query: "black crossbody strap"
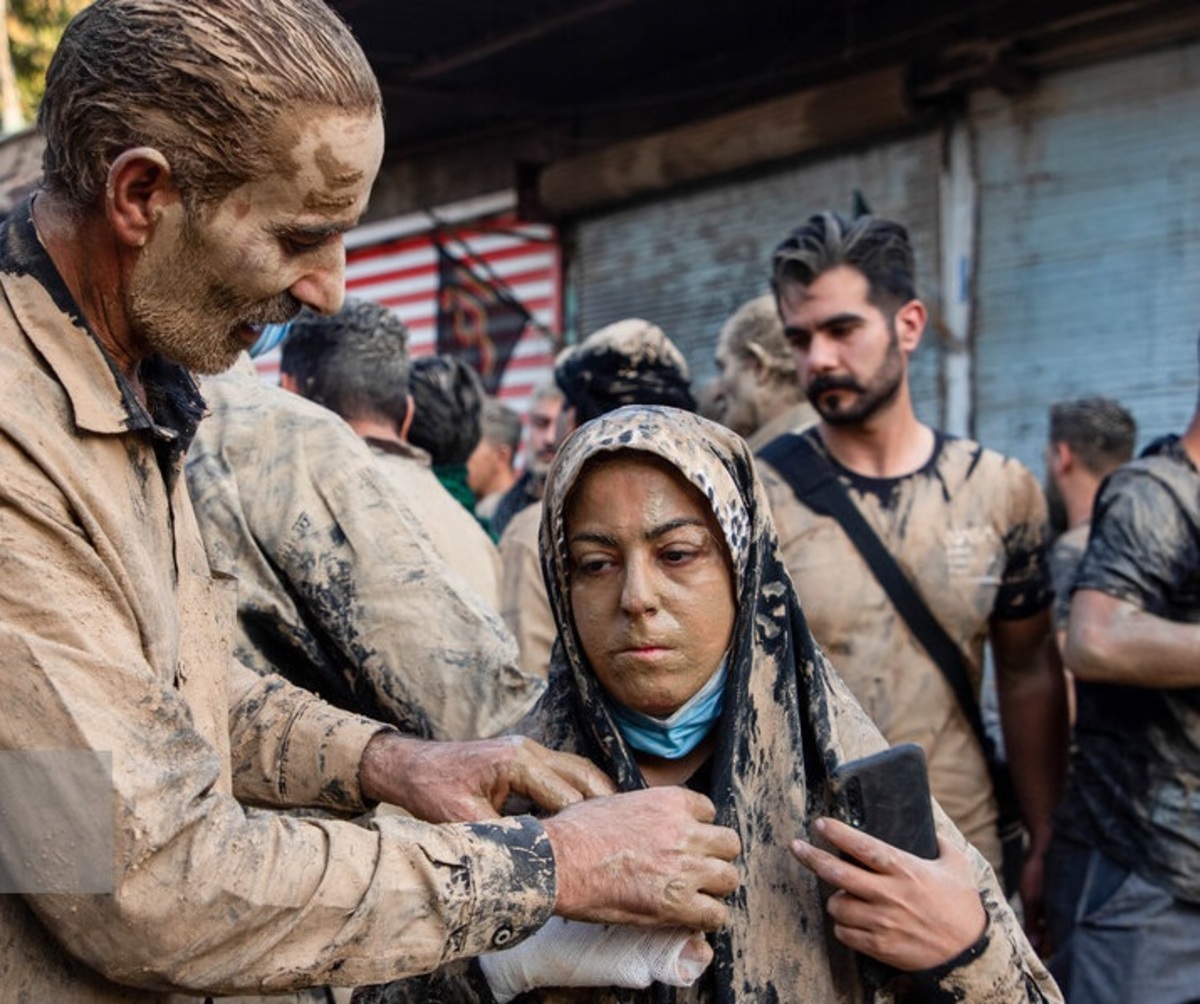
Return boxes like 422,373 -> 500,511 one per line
757,432 -> 994,757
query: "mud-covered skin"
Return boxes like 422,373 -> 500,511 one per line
360,406 -> 1059,1003
1047,524 -> 1089,636
1054,439 -> 1200,901
760,428 -> 1053,872
187,367 -> 541,740
743,399 -> 818,453
0,198 -> 555,1001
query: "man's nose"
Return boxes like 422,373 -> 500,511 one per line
289,239 -> 347,316
804,330 -> 838,373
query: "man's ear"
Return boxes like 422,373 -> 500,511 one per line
106,147 -> 178,249
744,344 -> 772,386
279,371 -> 301,395
894,298 -> 927,353
398,393 -> 415,442
1051,441 -> 1074,476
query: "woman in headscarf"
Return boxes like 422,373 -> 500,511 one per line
357,404 -> 1060,1003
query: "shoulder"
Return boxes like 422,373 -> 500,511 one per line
1090,451 -> 1200,549
500,502 -> 542,554
935,436 -> 1036,488
194,369 -> 368,464
934,437 -> 1045,520
1103,449 -> 1198,504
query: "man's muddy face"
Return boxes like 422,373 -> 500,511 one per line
779,266 -> 910,428
128,111 -> 384,374
527,395 -> 564,476
711,332 -> 760,439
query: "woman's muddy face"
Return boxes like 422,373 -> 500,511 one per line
565,454 -> 736,717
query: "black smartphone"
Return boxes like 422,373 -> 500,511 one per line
828,743 -> 938,861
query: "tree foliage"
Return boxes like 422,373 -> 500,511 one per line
7,0 -> 92,122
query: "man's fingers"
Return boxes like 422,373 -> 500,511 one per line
677,893 -> 731,933
540,748 -> 619,801
500,740 -> 617,812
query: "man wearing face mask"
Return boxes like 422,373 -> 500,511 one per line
0,3 -> 743,999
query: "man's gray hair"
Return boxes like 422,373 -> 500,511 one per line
280,300 -> 410,427
39,0 -> 380,213
720,294 -> 795,381
771,211 -> 916,313
1049,396 -> 1136,477
480,398 -> 522,453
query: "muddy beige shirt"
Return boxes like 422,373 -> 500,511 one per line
498,502 -> 555,680
367,441 -> 503,612
760,430 -> 1053,873
187,370 -> 534,739
744,398 -> 817,453
0,202 -> 554,1002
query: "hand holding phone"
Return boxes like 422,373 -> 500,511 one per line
828,743 -> 938,862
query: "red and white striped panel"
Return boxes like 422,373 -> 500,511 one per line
254,214 -> 561,424
347,216 -> 561,419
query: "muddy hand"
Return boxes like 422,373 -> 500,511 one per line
543,786 -> 741,931
359,732 -> 617,822
791,817 -> 986,971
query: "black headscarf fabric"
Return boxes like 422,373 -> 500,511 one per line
554,320 -> 696,424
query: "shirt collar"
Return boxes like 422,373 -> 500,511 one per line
0,195 -> 205,459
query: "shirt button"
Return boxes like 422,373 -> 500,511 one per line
492,925 -> 515,947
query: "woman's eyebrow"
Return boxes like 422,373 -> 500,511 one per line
567,517 -> 707,548
644,517 -> 707,541
568,530 -> 620,547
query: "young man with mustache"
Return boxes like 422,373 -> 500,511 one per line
758,212 -> 1068,948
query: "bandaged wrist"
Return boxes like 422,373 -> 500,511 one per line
478,917 -> 709,1003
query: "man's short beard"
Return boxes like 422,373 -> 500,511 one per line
808,335 -> 904,427
127,211 -> 300,375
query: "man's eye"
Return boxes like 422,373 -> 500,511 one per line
283,234 -> 330,254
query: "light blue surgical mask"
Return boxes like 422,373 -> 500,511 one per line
608,660 -> 728,760
248,321 -> 292,358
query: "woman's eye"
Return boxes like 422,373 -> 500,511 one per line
660,547 -> 697,566
572,555 -> 614,576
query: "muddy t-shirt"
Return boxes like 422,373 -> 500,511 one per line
761,429 -> 1052,872
1054,437 -> 1200,902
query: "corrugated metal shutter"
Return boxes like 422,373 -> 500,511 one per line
568,130 -> 948,426
257,216 -> 562,422
972,41 -> 1200,472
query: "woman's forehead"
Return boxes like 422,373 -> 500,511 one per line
566,451 -> 714,525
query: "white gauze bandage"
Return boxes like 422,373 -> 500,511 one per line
479,917 -> 711,1003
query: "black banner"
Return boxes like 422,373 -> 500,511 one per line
436,245 -> 532,394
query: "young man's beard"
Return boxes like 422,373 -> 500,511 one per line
807,334 -> 904,427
